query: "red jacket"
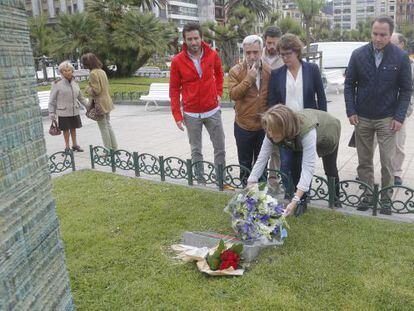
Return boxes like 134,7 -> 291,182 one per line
169,41 -> 224,122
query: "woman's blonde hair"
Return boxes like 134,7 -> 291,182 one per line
261,104 -> 302,139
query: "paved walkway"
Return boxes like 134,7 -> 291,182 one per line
44,92 -> 414,187
43,92 -> 414,222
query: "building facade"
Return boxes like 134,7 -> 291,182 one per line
396,0 -> 414,26
25,0 -> 85,18
333,0 -> 396,30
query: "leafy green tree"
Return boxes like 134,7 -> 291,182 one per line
52,13 -> 102,60
355,21 -> 371,41
330,24 -> 342,41
295,0 -> 324,51
310,17 -> 330,41
264,11 -> 281,29
28,15 -> 53,57
111,11 -> 177,76
203,6 -> 256,70
86,0 -> 177,76
278,16 -> 304,36
226,0 -> 271,19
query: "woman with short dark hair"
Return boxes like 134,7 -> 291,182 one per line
81,53 -> 118,150
267,34 -> 327,200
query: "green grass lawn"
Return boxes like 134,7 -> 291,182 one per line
53,171 -> 414,310
37,76 -> 230,99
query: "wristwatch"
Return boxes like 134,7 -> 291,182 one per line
291,195 -> 301,204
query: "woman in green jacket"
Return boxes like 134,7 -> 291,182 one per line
81,53 -> 118,151
248,104 -> 341,216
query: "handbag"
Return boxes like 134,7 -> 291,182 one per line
86,99 -> 104,121
49,120 -> 61,136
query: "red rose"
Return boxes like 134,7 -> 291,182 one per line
219,261 -> 231,270
220,250 -> 240,262
219,250 -> 240,270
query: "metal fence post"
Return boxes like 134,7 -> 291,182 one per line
372,184 -> 379,216
110,149 -> 116,173
70,150 -> 76,171
328,176 -> 335,208
217,164 -> 224,191
159,156 -> 165,181
186,159 -> 193,186
133,152 -> 140,177
89,145 -> 95,169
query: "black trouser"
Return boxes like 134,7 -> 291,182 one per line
234,122 -> 266,186
283,146 -> 340,199
321,147 -> 340,197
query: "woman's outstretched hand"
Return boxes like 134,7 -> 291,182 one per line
283,201 -> 296,217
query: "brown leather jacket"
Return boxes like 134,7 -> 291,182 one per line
229,61 -> 271,131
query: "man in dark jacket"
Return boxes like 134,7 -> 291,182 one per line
344,16 -> 412,213
169,22 -> 225,184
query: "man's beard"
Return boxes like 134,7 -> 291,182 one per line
267,49 -> 277,56
189,45 -> 200,55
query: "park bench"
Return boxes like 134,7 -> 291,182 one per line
324,69 -> 345,94
139,83 -> 170,111
38,90 -> 50,114
134,66 -> 170,78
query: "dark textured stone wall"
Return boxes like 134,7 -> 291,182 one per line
0,0 -> 74,309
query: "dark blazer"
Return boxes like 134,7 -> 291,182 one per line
267,61 -> 327,111
344,42 -> 412,123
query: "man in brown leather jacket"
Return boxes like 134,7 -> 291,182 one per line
229,35 -> 271,185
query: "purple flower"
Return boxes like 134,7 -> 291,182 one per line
274,203 -> 284,214
245,197 -> 257,211
260,214 -> 270,222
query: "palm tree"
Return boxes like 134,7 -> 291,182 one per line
52,13 -> 102,60
28,15 -> 53,57
295,0 -> 324,52
226,0 -> 271,20
203,6 -> 256,70
111,11 -> 177,76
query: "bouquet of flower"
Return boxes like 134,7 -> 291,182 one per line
207,239 -> 243,271
171,240 -> 244,276
224,183 -> 288,242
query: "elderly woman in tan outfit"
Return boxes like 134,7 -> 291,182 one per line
81,53 -> 118,150
48,61 -> 89,152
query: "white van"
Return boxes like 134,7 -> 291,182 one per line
309,41 -> 367,70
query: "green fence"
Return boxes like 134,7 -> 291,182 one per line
112,91 -> 231,102
112,91 -> 145,101
48,146 -> 414,215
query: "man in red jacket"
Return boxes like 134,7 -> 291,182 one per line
169,22 -> 226,184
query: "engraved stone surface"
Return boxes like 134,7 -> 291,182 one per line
0,1 -> 74,309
